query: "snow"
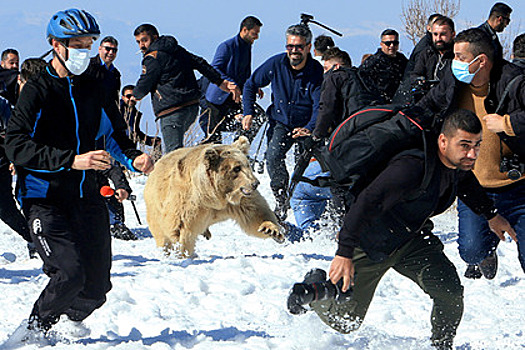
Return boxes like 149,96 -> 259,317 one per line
0,166 -> 524,350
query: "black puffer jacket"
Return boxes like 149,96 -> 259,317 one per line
358,49 -> 408,103
133,35 -> 222,118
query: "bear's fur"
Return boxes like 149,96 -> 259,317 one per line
144,136 -> 283,256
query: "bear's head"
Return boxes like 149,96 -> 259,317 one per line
204,136 -> 259,205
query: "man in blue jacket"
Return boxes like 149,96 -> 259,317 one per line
242,24 -> 323,219
202,16 -> 263,144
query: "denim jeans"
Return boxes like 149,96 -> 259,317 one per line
458,180 -> 525,272
290,161 -> 331,230
159,104 -> 199,153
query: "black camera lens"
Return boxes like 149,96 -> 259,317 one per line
507,169 -> 522,181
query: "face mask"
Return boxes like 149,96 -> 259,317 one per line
451,55 -> 481,84
60,47 -> 91,75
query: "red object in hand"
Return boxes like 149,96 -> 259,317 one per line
100,185 -> 115,198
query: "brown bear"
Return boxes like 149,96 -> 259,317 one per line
144,136 -> 284,256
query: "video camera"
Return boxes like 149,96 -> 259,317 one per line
287,268 -> 353,315
299,13 -> 343,37
500,154 -> 525,180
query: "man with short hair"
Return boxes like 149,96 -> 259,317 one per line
395,16 -> 457,105
92,36 -> 121,103
3,9 -> 153,344
202,16 -> 263,144
359,29 -> 408,103
313,35 -> 335,62
242,24 -> 323,219
320,109 -> 515,350
0,48 -> 20,105
478,2 -> 512,62
511,33 -> 525,69
120,84 -> 161,150
411,16 -> 455,83
418,28 -> 525,278
132,23 -> 238,152
404,13 -> 443,76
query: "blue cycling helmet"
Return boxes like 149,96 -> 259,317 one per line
46,9 -> 100,43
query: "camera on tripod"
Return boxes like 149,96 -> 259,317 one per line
410,77 -> 439,103
287,268 -> 353,315
500,154 -> 525,180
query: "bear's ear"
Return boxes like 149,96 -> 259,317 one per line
232,136 -> 250,155
204,148 -> 222,172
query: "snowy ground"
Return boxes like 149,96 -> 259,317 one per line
0,163 -> 524,349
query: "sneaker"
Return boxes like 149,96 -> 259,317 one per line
27,242 -> 38,259
478,250 -> 498,280
464,264 -> 482,279
1,319 -> 54,349
110,223 -> 137,241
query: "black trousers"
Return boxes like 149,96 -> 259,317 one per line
0,163 -> 31,242
23,197 -> 112,324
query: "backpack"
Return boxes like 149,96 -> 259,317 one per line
315,105 -> 438,192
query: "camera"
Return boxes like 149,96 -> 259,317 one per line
410,77 -> 439,103
287,268 -> 353,315
500,154 -> 525,180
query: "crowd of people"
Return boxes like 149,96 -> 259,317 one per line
0,2 -> 523,349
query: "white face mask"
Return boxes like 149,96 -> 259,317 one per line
60,47 -> 91,75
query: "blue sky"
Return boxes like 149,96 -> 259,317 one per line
1,0 -> 523,129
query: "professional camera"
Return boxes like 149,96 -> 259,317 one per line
287,268 -> 353,315
410,77 -> 439,103
500,154 -> 525,180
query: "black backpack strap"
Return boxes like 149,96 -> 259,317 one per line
495,75 -> 523,114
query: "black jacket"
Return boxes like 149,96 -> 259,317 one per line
337,150 -> 496,261
86,55 -> 121,105
513,58 -> 525,70
314,66 -> 383,138
5,64 -> 141,204
393,47 -> 454,106
478,21 -> 503,63
133,35 -> 222,118
417,60 -> 525,156
404,31 -> 433,78
359,49 -> 408,103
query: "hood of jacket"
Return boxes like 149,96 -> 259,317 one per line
147,35 -> 179,56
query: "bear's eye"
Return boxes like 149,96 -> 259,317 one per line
233,165 -> 242,173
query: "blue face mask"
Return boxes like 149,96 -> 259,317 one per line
451,55 -> 481,84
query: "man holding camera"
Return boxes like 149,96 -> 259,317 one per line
417,28 -> 525,278
323,109 -> 514,350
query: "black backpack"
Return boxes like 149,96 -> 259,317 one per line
316,105 -> 438,190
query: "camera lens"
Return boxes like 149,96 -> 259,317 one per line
507,169 -> 522,181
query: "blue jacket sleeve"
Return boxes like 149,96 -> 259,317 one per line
243,58 -> 274,116
96,110 -> 138,172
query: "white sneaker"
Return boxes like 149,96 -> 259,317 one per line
1,319 -> 53,349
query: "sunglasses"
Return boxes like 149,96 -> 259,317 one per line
102,46 -> 118,53
286,44 -> 306,51
124,94 -> 133,99
382,40 -> 399,47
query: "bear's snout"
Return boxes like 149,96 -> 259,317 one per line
251,179 -> 260,190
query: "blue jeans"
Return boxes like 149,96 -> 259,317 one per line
290,161 -> 332,230
266,121 -> 297,197
159,104 -> 199,153
457,180 -> 525,272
